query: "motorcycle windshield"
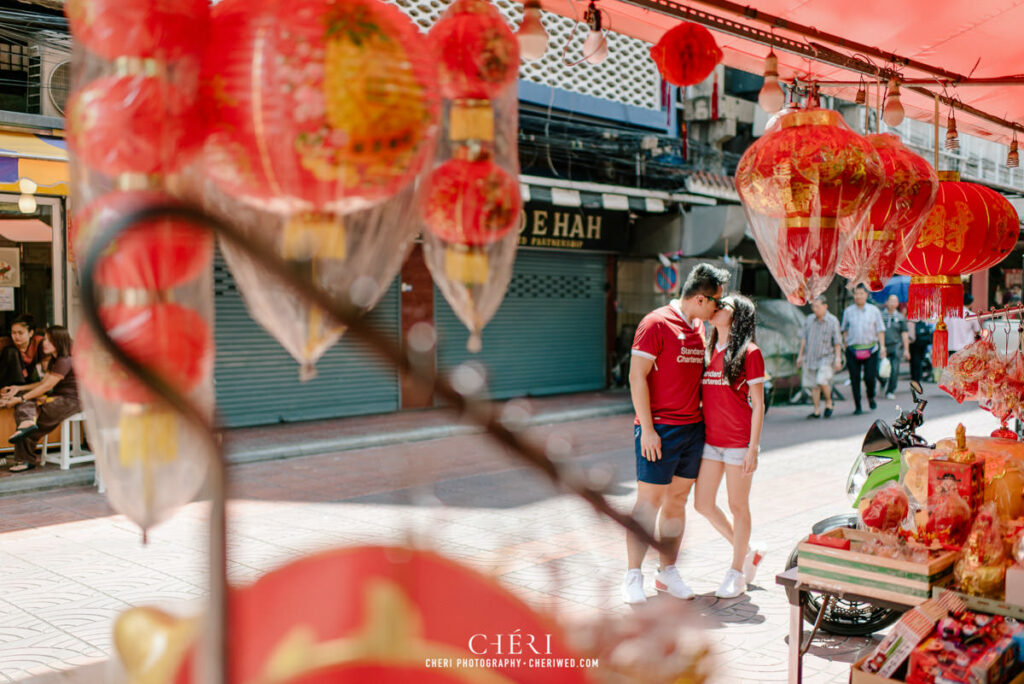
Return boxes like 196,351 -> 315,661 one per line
861,420 -> 898,453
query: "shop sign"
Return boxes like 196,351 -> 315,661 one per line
517,203 -> 629,252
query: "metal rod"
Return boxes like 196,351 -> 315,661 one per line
805,77 -> 1024,88
934,94 -> 940,169
966,303 -> 1024,322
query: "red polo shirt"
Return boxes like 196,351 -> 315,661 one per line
701,342 -> 767,448
631,301 -> 706,426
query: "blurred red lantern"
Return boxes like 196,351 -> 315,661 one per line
75,303 -> 212,404
74,191 -> 213,290
204,0 -> 440,214
429,0 -> 519,100
650,21 -> 722,87
423,158 -> 521,246
65,0 -> 209,61
838,134 -> 938,290
67,74 -> 201,177
897,171 -> 1019,319
736,108 -> 884,305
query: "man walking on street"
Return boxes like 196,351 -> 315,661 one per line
946,293 -> 981,355
623,262 -> 730,604
796,296 -> 842,419
881,295 -> 910,399
842,285 -> 887,415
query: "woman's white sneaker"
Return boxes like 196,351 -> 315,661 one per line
654,565 -> 695,600
621,569 -> 647,604
742,546 -> 765,584
715,568 -> 747,599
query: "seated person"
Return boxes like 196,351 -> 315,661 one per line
1,325 -> 79,473
0,314 -> 43,389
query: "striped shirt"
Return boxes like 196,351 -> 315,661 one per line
842,303 -> 885,348
801,312 -> 842,367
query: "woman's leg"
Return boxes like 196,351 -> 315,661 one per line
693,458 -> 733,542
13,399 -> 37,429
724,462 -> 754,572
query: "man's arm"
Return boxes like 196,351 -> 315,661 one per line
629,355 -> 661,461
876,310 -> 887,358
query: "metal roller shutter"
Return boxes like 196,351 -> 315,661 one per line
213,252 -> 401,427
435,250 -> 607,399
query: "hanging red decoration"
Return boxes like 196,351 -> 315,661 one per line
837,134 -> 938,290
736,108 -> 884,305
64,0 -> 209,61
67,74 -> 202,177
74,304 -> 213,405
73,191 -> 213,291
429,0 -> 519,100
650,21 -> 722,87
423,158 -> 521,246
204,0 -> 440,214
897,171 -> 1019,320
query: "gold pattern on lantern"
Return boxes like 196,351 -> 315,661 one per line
115,607 -> 197,684
450,99 -> 495,143
915,202 -> 972,251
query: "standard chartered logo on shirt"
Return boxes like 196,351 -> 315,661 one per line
676,347 -> 705,364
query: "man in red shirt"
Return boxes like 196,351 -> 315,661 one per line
623,262 -> 730,604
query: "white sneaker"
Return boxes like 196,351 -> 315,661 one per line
885,392 -> 896,400
621,569 -> 647,604
742,546 -> 765,584
716,568 -> 747,599
654,565 -> 695,600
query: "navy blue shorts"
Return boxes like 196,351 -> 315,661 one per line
634,422 -> 705,484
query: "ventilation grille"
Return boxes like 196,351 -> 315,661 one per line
506,271 -> 603,299
391,0 -> 662,111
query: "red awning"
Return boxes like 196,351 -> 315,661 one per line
537,0 -> 1024,144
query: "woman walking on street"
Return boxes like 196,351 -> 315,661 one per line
693,294 -> 767,598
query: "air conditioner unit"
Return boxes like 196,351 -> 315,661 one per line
28,41 -> 71,119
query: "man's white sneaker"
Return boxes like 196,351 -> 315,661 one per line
621,569 -> 647,604
742,546 -> 764,584
715,568 -> 747,599
654,565 -> 695,600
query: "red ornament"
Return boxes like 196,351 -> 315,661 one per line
74,191 -> 213,290
172,546 -> 586,684
74,304 -> 212,404
423,158 -> 521,245
859,485 -> 910,532
897,171 -> 1019,319
650,21 -> 722,87
736,108 -> 884,305
68,74 -> 201,177
838,134 -> 938,291
64,0 -> 209,61
204,0 -> 440,214
429,0 -> 519,100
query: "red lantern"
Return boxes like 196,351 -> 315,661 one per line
736,108 -> 884,305
897,171 -> 1020,320
838,134 -> 938,290
67,74 -> 201,177
650,21 -> 722,87
65,0 -> 209,61
423,158 -> 521,246
74,304 -> 212,404
75,191 -> 213,290
429,0 -> 519,100
204,0 -> 440,214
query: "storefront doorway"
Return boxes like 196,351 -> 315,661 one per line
0,194 -> 66,336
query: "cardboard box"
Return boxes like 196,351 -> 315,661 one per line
1005,566 -> 1024,608
907,635 -> 1017,684
929,458 -> 985,513
932,586 -> 1024,621
798,528 -> 957,605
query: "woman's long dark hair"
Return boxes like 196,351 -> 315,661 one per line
46,325 -> 72,358
706,294 -> 757,386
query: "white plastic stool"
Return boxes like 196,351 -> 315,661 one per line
41,411 -> 95,470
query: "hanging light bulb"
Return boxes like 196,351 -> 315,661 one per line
757,51 -> 785,113
854,78 -> 866,105
1008,133 -> 1019,168
17,194 -> 35,214
517,0 -> 548,61
882,79 -> 904,126
945,111 -> 959,150
582,1 -> 607,65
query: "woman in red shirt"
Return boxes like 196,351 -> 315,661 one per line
693,294 -> 767,599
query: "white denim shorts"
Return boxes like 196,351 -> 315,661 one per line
702,443 -> 748,467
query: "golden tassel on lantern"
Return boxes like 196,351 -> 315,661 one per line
119,404 -> 178,467
449,99 -> 494,142
281,214 -> 347,261
444,246 -> 489,284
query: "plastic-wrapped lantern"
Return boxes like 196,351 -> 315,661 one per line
838,134 -> 937,291
204,0 -> 440,216
650,21 -> 722,87
67,74 -> 202,178
65,0 -> 210,61
430,0 -> 519,100
736,108 -> 884,305
74,191 -> 213,291
423,157 -> 521,283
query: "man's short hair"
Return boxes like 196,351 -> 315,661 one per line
854,284 -> 869,293
964,292 -> 974,307
681,263 -> 730,299
812,295 -> 828,306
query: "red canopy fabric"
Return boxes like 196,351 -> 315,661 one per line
538,0 -> 1024,144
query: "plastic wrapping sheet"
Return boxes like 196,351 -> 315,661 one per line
65,0 -> 210,62
423,0 -> 521,352
857,481 -> 911,533
199,0 -> 439,374
939,337 -> 997,403
837,134 -> 937,291
954,503 -> 1008,596
736,107 -> 884,305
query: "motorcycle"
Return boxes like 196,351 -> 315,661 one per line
784,379 -> 930,636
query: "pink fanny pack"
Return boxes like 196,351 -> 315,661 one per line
853,348 -> 873,361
